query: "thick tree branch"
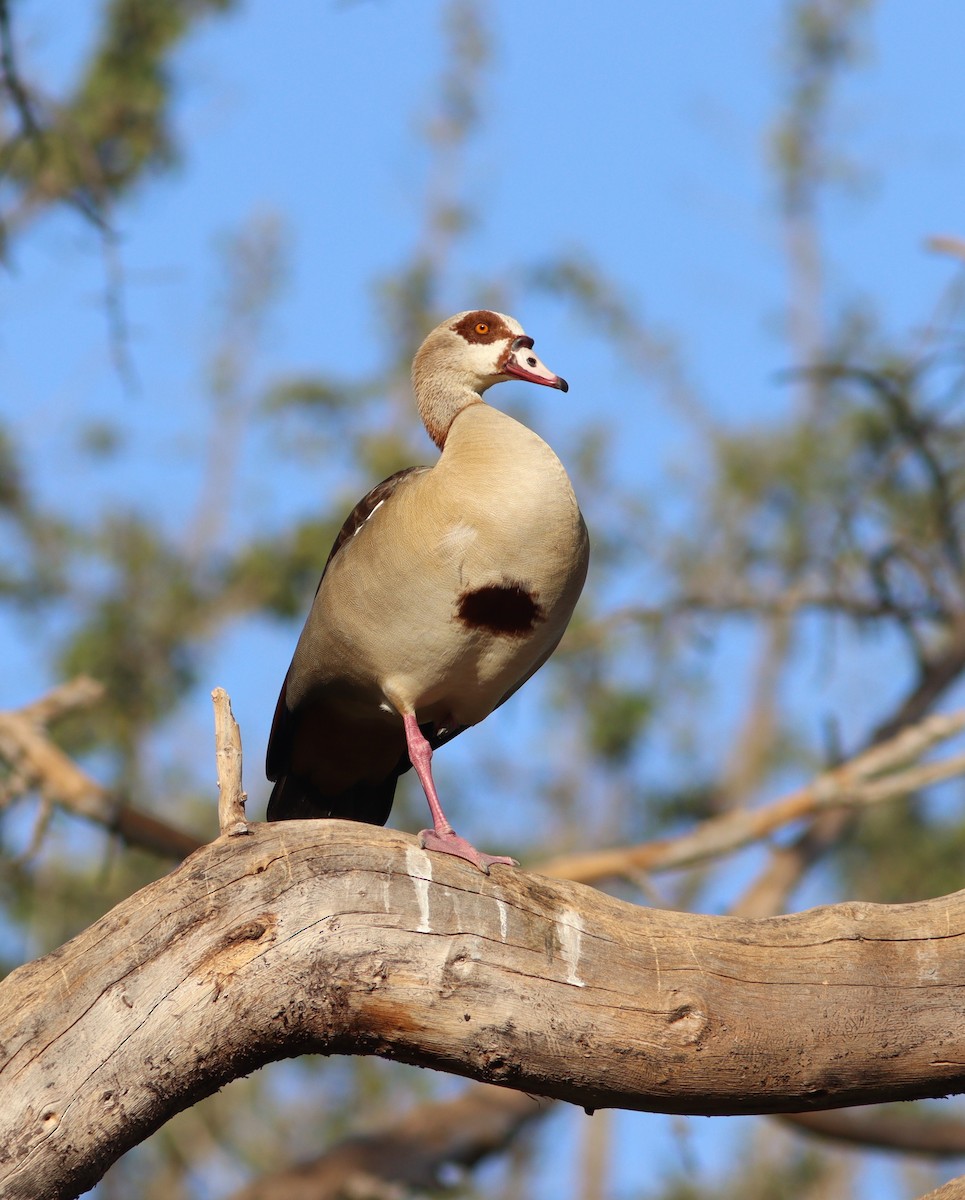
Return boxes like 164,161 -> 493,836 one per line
4,823 -> 965,1199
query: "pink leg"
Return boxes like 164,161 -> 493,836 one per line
403,714 -> 517,874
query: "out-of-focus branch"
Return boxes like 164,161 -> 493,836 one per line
927,235 -> 965,265
0,0 -> 110,236
17,676 -> 105,726
781,1108 -> 965,1158
871,619 -> 965,743
772,0 -> 870,415
537,707 -> 965,884
245,1040 -> 965,1197
737,619 -> 965,918
227,1086 -> 547,1200
594,586 -> 947,635
0,0 -> 40,143
0,680 -> 203,860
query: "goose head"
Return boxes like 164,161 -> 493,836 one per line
412,309 -> 568,448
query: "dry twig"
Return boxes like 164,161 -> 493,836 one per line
212,687 -> 249,837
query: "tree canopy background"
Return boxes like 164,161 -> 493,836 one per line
3,1 -> 965,1198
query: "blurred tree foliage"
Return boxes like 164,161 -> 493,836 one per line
0,0 -> 237,236
2,0 -> 965,1198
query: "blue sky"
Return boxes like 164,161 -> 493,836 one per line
7,1 -> 964,762
4,3 -> 965,1197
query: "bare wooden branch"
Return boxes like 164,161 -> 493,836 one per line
212,687 -> 249,838
4,822 -> 965,1199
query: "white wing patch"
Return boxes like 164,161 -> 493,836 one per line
358,499 -> 385,531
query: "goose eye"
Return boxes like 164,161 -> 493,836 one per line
474,321 -> 489,335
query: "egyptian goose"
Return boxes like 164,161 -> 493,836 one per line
266,309 -> 589,871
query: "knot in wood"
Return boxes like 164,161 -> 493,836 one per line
666,998 -> 709,1047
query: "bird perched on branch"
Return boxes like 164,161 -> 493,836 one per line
266,309 -> 589,871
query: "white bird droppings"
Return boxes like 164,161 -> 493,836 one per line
405,845 -> 433,933
496,898 -> 508,942
557,906 -> 586,987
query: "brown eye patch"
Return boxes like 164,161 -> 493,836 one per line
451,310 -> 512,345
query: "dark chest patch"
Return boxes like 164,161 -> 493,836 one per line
457,582 -> 544,638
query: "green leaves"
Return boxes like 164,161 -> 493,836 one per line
1,0 -> 241,225
586,684 -> 654,765
57,516 -> 204,771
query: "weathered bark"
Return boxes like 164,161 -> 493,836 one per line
3,820 -> 965,1200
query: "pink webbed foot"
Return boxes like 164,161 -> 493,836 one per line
402,713 -> 518,873
418,827 -> 519,874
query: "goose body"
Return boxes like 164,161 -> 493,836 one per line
267,309 -> 589,871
